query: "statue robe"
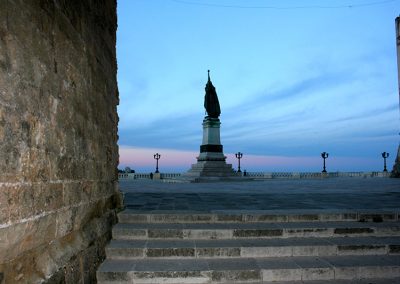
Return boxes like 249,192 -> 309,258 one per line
204,77 -> 221,118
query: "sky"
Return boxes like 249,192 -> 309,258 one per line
116,0 -> 400,173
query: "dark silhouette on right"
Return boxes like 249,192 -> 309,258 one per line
392,16 -> 400,177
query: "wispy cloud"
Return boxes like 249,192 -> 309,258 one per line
119,145 -> 388,172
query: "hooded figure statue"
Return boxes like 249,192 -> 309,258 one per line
204,70 -> 221,118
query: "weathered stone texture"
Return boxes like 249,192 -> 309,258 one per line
0,0 -> 121,283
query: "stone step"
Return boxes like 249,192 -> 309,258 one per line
112,221 -> 400,240
96,254 -> 400,283
234,279 -> 400,284
118,210 -> 399,224
105,236 -> 400,260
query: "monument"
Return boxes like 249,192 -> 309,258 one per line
393,16 -> 400,177
183,71 -> 237,181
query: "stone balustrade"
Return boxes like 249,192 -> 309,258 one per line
118,173 -> 183,179
119,171 -> 391,180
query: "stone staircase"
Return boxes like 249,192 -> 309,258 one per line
97,211 -> 400,283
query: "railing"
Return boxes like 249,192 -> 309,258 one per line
336,171 -> 391,178
244,171 -> 390,179
244,172 -> 327,179
161,173 -> 182,179
118,173 -> 182,180
118,171 -> 391,180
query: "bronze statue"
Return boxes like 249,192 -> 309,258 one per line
204,70 -> 221,118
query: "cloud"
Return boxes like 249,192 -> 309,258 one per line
329,104 -> 398,123
119,145 -> 389,172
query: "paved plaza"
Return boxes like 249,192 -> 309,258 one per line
119,178 -> 400,211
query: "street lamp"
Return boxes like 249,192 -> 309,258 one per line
235,152 -> 243,173
382,152 -> 389,172
321,152 -> 329,173
154,153 -> 161,173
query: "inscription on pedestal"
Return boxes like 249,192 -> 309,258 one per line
200,145 -> 223,153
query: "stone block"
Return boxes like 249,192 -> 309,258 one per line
337,244 -> 387,255
1,213 -> 56,263
288,214 -> 319,222
107,247 -> 145,259
1,183 -> 35,222
285,228 -> 333,238
148,229 -> 184,239
0,187 -> 9,225
293,245 -> 336,257
150,214 -> 213,224
211,270 -> 261,282
375,226 -> 400,236
147,248 -> 195,258
33,182 -> 63,214
245,214 -> 288,222
62,182 -> 88,207
334,228 -> 374,235
55,209 -> 75,238
34,245 -> 58,281
0,228 -> 9,261
216,214 -> 243,222
119,213 -> 149,223
133,271 -> 210,284
342,213 -> 358,221
389,245 -> 400,254
302,267 -> 335,281
185,229 -> 233,240
319,213 -> 343,221
197,247 -> 240,258
241,246 -> 292,258
357,266 -> 400,279
333,266 -> 361,279
262,268 -> 302,282
233,229 -> 283,238
113,228 -> 147,240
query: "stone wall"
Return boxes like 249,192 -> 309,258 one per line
0,0 -> 122,283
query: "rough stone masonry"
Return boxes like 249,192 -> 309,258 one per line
0,0 -> 122,283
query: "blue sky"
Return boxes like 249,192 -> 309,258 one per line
117,0 -> 400,172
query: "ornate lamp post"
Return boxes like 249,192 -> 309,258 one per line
321,152 -> 329,173
235,152 -> 243,173
154,153 -> 161,173
382,152 -> 389,172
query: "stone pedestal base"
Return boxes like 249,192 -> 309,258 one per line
182,116 -> 239,182
185,160 -> 236,177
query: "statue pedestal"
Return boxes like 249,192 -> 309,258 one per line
183,117 -> 238,182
